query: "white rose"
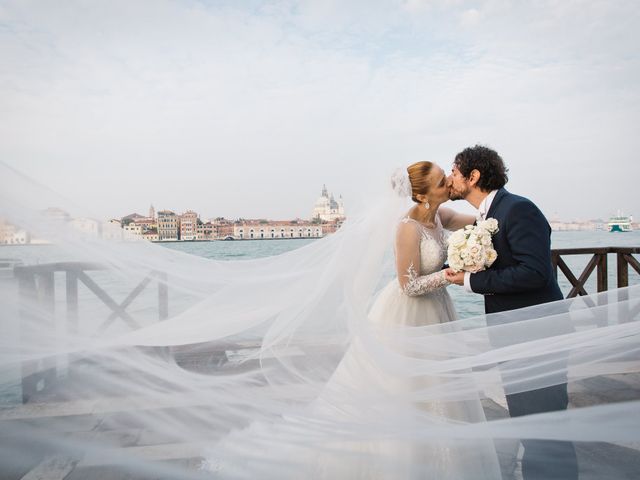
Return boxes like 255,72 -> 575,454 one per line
485,248 -> 498,266
450,257 -> 464,272
474,251 -> 486,265
466,263 -> 485,273
447,246 -> 461,261
476,229 -> 488,238
448,230 -> 466,248
483,218 -> 499,234
464,256 -> 476,266
448,243 -> 461,253
480,234 -> 492,246
467,234 -> 478,246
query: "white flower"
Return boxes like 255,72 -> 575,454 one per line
449,257 -> 465,271
448,230 -> 467,248
446,222 -> 499,273
466,262 -> 485,273
473,251 -> 486,265
480,218 -> 499,234
486,248 -> 497,266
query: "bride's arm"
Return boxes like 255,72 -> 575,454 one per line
395,221 -> 450,296
439,206 -> 476,231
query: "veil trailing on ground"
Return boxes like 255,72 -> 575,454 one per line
0,160 -> 639,479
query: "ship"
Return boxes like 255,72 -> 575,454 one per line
608,212 -> 633,232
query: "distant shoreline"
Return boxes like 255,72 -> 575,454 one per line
0,237 -> 320,247
152,237 -> 318,243
1,229 -> 638,248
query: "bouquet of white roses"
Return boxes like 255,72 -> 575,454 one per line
447,218 -> 499,273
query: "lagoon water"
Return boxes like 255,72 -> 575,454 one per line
161,230 -> 640,318
2,230 -> 639,321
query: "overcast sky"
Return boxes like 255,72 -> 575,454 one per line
1,0 -> 639,221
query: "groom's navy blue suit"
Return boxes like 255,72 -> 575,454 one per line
469,188 -> 562,312
469,188 -> 579,480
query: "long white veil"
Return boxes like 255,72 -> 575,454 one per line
0,160 -> 639,479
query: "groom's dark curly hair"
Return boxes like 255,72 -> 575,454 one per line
453,145 -> 509,192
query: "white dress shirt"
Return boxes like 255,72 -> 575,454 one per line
464,190 -> 498,293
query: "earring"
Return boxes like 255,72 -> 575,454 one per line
423,201 -> 430,210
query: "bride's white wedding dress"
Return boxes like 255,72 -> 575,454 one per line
297,212 -> 502,479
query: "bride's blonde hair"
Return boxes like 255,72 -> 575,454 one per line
407,161 -> 434,204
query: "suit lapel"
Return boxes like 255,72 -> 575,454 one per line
486,188 -> 509,267
486,188 -> 508,219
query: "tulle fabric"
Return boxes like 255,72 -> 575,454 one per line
1,161 -> 639,479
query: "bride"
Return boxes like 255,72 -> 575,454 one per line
313,161 -> 500,478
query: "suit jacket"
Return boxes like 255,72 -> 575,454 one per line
469,188 -> 563,314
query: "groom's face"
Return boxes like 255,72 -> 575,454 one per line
447,166 -> 471,201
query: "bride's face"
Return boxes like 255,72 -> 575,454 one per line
427,166 -> 450,205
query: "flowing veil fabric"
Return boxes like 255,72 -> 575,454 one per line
0,160 -> 639,479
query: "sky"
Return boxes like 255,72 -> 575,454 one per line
1,0 -> 639,222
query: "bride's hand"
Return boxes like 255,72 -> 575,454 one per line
444,268 -> 465,285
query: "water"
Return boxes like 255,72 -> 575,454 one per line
160,238 -> 317,260
160,231 -> 640,318
2,232 -> 639,321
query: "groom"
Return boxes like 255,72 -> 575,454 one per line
444,145 -> 578,480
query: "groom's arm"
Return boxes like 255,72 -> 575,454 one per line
469,201 -> 554,295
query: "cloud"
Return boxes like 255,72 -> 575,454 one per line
0,0 -> 638,221
460,8 -> 481,26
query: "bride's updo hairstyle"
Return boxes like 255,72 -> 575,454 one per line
407,161 -> 434,204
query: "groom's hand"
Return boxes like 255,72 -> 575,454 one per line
444,268 -> 465,286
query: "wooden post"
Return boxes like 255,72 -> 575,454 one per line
66,270 -> 79,334
597,253 -> 608,292
66,269 -> 79,373
617,252 -> 630,323
617,252 -> 629,288
16,268 -> 38,403
39,272 -> 57,390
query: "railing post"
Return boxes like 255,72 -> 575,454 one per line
40,272 -> 57,388
597,253 -> 608,292
16,268 -> 38,403
66,270 -> 79,334
617,252 -> 629,288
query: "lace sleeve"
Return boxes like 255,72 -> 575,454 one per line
395,220 -> 450,297
403,263 -> 449,296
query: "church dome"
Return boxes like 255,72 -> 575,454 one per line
312,185 -> 345,221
